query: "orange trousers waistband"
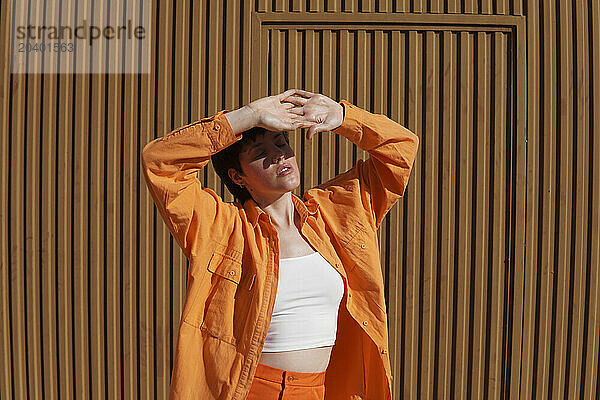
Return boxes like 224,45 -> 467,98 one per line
253,362 -> 326,386
246,363 -> 327,400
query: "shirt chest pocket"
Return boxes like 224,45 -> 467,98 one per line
207,252 -> 243,284
199,252 -> 248,346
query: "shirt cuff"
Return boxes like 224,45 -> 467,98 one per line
203,110 -> 243,152
332,100 -> 363,144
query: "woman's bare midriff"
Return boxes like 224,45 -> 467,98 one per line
259,346 -> 333,373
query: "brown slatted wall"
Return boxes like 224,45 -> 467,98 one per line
0,1 -> 598,399
522,0 -> 600,399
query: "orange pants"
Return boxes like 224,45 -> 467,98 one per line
246,362 -> 326,400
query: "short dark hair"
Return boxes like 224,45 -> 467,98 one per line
211,127 -> 290,204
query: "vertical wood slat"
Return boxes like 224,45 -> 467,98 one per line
225,1 -> 241,108
308,0 -> 324,12
9,3 -> 27,399
446,0 -> 460,13
24,4 -> 48,400
394,0 -> 409,13
536,0 -> 558,397
463,0 -> 476,14
43,89 -> 60,400
0,1 -> 12,399
355,30 -> 370,162
378,0 -> 391,13
270,30 -> 285,95
361,0 -> 374,12
255,0 -> 267,12
429,0 -> 443,13
72,0 -> 91,397
511,10 -> 527,399
584,2 -> 600,399
436,30 -> 457,399
420,30 -> 439,400
106,1 -> 124,396
568,0 -> 589,396
342,0 -> 355,13
122,68 -> 139,400
321,30 -> 337,182
471,31 -> 490,400
552,0 -> 574,398
455,31 -> 474,400
290,0 -> 303,12
326,0 -> 340,12
0,0 -> 12,393
488,32 -> 508,400
522,0 -> 540,398
338,30 -> 354,174
240,0 -> 252,105
57,3 -> 75,399
403,30 -> 421,400
496,0 -> 507,15
89,17 -> 107,400
21,1 -> 41,398
481,0 -> 493,14
273,0 -> 286,12
513,0 -> 523,15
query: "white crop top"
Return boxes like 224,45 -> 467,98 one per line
262,252 -> 345,352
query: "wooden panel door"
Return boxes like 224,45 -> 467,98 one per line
250,12 -> 526,399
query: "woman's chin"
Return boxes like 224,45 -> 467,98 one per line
279,183 -> 299,194
277,174 -> 300,189
287,176 -> 301,190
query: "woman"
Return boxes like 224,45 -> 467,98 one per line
141,89 -> 419,399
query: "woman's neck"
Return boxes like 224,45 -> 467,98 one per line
257,192 -> 296,229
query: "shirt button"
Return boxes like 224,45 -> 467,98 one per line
381,349 -> 387,354
229,270 -> 235,276
363,320 -> 369,326
214,123 -> 221,131
360,244 -> 366,249
287,375 -> 294,381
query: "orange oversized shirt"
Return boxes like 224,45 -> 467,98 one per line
141,101 -> 419,399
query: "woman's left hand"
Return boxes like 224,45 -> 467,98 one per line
283,90 -> 344,139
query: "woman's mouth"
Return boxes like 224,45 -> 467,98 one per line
276,164 -> 293,176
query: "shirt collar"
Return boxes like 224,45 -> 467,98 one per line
243,193 -> 319,228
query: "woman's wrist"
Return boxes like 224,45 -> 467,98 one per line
224,105 -> 259,135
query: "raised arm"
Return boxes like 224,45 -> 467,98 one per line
285,90 -> 419,229
141,89 -> 314,258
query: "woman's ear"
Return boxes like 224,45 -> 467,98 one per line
228,168 -> 244,187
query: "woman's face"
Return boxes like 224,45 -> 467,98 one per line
230,131 -> 300,202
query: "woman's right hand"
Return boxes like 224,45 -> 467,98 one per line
226,89 -> 315,134
248,89 -> 317,131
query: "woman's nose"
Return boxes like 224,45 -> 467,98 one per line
271,150 -> 285,163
